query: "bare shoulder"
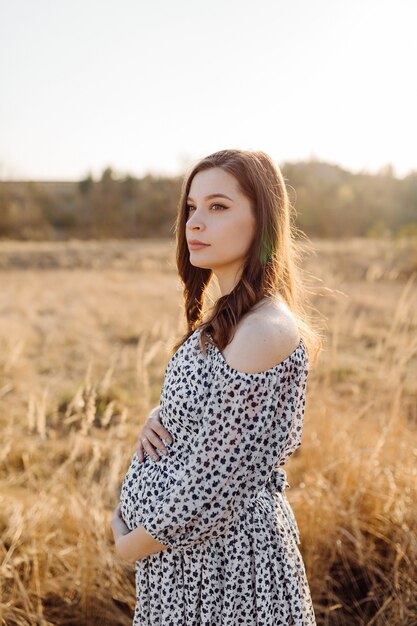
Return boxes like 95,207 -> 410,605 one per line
221,301 -> 301,374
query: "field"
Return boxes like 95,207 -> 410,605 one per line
0,237 -> 416,625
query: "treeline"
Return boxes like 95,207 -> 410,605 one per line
0,160 -> 416,240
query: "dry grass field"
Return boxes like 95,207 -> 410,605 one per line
0,237 -> 416,626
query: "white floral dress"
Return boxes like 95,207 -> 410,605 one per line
119,327 -> 317,625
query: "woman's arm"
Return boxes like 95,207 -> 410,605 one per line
111,503 -> 168,563
115,525 -> 169,563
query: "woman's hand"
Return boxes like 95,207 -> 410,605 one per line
136,405 -> 174,463
111,503 -> 130,545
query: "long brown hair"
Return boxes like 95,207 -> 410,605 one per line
171,148 -> 322,365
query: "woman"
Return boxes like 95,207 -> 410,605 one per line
111,149 -> 320,625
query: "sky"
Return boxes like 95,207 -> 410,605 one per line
1,0 -> 416,181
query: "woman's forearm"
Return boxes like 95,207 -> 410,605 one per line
116,525 -> 169,563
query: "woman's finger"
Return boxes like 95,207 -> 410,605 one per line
141,434 -> 161,462
148,414 -> 173,448
147,426 -> 173,458
135,407 -> 174,463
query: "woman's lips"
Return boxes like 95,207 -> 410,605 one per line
188,243 -> 210,250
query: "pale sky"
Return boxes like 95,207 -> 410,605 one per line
1,0 -> 416,181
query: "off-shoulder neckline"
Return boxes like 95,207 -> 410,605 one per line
200,329 -> 306,378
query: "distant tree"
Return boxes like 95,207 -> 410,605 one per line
79,173 -> 94,196
0,185 -> 12,237
100,167 -> 115,190
121,174 -> 137,200
398,172 -> 417,229
88,167 -> 123,237
1,160 -> 415,240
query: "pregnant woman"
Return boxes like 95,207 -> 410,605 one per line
111,148 -> 320,625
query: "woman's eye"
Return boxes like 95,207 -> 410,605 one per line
186,204 -> 226,212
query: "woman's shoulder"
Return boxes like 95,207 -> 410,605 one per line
217,300 -> 301,375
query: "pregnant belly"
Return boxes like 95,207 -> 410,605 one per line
119,452 -> 178,531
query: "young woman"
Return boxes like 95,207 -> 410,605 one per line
111,149 -> 321,625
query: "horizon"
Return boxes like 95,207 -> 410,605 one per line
1,156 -> 413,184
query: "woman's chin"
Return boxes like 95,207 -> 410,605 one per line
190,261 -> 210,269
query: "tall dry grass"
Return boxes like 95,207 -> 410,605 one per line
0,237 -> 416,625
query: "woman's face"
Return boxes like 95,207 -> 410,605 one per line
185,167 -> 256,290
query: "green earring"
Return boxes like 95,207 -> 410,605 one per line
259,235 -> 273,265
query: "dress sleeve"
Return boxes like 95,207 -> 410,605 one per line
140,350 -> 308,550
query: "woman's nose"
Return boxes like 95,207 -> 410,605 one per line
187,215 -> 205,229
